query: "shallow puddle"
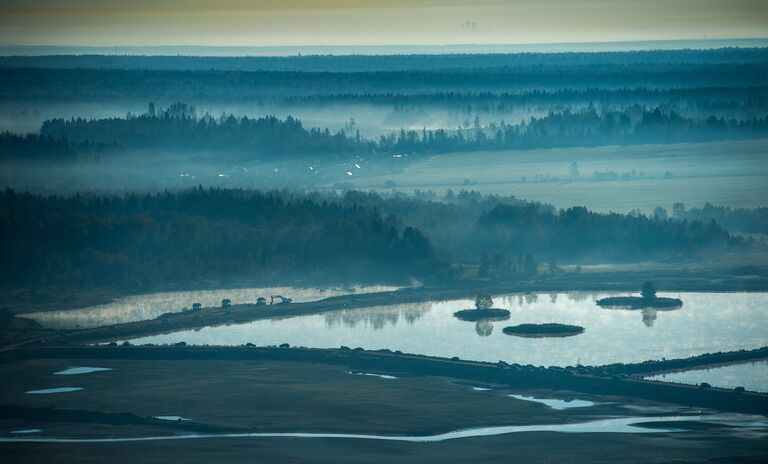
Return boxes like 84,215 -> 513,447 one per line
348,371 -> 398,379
25,387 -> 83,395
54,367 -> 112,376
1,414 -> 763,443
509,394 -> 595,409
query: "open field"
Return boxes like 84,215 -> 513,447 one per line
350,139 -> 768,213
1,358 -> 567,434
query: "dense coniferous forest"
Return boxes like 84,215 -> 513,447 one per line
3,103 -> 766,162
670,203 -> 768,234
2,48 -> 767,72
287,87 -> 768,114
0,188 -> 445,290
0,188 -> 744,293
0,131 -> 122,160
2,62 -> 767,101
2,105 -> 762,161
38,110 -> 358,160
474,203 -> 733,259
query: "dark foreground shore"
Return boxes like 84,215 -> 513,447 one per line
1,350 -> 767,464
5,345 -> 768,415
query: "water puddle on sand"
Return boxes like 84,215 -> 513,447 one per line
509,394 -> 595,410
25,387 -> 83,395
448,381 -> 493,391
348,371 -> 398,380
54,367 -> 111,376
0,415 -> 763,443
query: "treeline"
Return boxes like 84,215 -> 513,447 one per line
667,203 -> 768,234
0,188 -> 744,293
474,203 -> 735,261
38,105 -> 357,160
3,63 -> 767,100
3,48 -> 767,72
344,189 -> 740,262
0,188 -> 448,291
0,132 -> 121,161
379,108 -> 768,152
23,106 -> 768,161
338,190 -> 744,261
290,87 -> 768,114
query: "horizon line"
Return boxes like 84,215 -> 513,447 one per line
2,38 -> 768,57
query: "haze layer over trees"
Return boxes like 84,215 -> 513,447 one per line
0,188 -> 746,293
1,48 -> 766,297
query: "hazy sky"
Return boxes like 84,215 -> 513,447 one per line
1,0 -> 767,46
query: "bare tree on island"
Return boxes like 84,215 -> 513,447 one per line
475,294 -> 494,310
641,281 -> 657,300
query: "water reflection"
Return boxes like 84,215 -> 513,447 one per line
516,293 -> 540,305
566,291 -> 591,303
324,302 -> 431,329
475,320 -> 494,337
596,293 -> 682,327
22,285 -> 401,330
130,292 -> 768,368
645,360 -> 768,393
642,309 -> 657,327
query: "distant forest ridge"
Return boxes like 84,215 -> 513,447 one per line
1,47 -> 768,72
3,104 -> 765,161
281,86 -> 768,108
3,63 -> 767,100
2,39 -> 767,57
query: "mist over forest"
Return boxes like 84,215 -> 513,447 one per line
0,48 -> 766,300
0,47 -> 766,308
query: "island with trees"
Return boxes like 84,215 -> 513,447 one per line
596,282 -> 683,309
453,294 -> 510,322
502,323 -> 585,338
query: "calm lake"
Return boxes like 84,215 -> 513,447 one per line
21,285 -> 400,330
645,360 -> 768,393
128,292 -> 768,367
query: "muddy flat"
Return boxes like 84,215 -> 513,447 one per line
1,356 -> 767,463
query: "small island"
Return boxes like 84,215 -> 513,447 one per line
596,281 -> 682,310
454,294 -> 510,322
502,323 -> 585,338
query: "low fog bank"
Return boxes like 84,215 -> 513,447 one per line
2,44 -> 767,70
